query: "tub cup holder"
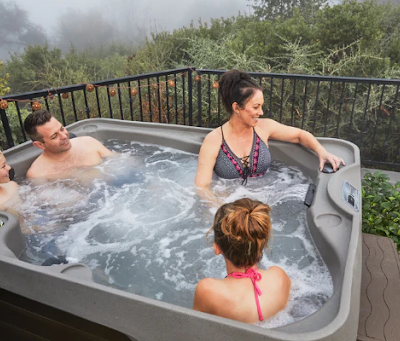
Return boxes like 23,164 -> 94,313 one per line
82,124 -> 98,133
60,264 -> 93,281
44,263 -> 93,282
315,213 -> 342,228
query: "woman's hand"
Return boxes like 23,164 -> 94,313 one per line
317,149 -> 345,171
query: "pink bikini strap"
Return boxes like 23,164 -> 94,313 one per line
227,267 -> 264,321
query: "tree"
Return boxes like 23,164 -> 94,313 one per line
0,0 -> 47,60
315,0 -> 385,53
248,0 -> 327,20
0,61 -> 10,95
6,45 -> 65,93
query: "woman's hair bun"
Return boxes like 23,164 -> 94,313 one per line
239,71 -> 252,81
218,69 -> 262,116
209,198 -> 272,267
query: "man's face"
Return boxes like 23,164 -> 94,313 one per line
35,117 -> 71,153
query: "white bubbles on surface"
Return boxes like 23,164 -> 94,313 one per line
18,140 -> 332,327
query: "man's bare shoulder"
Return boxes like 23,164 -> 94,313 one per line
71,136 -> 98,147
71,136 -> 112,156
26,155 -> 47,178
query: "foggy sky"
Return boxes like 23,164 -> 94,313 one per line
15,0 -> 250,36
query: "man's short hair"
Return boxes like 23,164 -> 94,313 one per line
24,110 -> 53,142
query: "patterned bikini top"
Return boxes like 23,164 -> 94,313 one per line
214,127 -> 271,184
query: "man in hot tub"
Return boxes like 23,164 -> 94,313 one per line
24,110 -> 112,179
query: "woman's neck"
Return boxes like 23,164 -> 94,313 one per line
0,183 -> 7,193
225,258 -> 257,275
227,118 -> 252,139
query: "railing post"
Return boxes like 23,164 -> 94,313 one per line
188,68 -> 193,126
197,74 -> 202,127
0,108 -> 14,149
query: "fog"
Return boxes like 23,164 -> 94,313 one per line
22,0 -> 249,34
1,0 -> 250,60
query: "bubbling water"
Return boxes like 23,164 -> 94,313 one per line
18,140 -> 333,328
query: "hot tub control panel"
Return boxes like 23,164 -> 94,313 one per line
342,180 -> 360,211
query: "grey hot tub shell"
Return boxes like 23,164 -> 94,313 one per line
0,118 -> 362,341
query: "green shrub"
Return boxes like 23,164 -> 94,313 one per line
0,104 -> 30,149
362,171 -> 400,250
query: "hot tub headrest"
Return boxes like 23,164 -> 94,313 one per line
9,167 -> 15,181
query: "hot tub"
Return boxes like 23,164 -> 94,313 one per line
0,118 -> 362,341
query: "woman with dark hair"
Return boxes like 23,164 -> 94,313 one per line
195,69 -> 344,189
193,198 -> 291,323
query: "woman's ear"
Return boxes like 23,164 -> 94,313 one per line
232,102 -> 239,114
213,242 -> 222,256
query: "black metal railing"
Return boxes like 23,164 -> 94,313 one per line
1,67 -> 400,170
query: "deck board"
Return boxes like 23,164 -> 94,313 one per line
357,233 -> 400,341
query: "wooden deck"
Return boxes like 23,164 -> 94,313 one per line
358,233 -> 400,341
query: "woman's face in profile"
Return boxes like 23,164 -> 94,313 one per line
237,90 -> 264,126
0,156 -> 12,183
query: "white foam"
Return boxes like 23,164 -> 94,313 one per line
18,140 -> 332,325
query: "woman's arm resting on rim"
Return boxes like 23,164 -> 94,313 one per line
266,119 -> 345,171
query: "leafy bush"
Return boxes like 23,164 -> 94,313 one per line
362,171 -> 400,250
0,61 -> 10,95
0,104 -> 30,148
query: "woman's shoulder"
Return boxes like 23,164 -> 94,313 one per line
200,127 -> 224,156
196,277 -> 224,293
194,277 -> 225,312
256,118 -> 290,142
3,181 -> 18,191
257,118 -> 279,129
196,277 -> 231,303
263,266 -> 291,289
203,126 -> 223,143
264,265 -> 288,275
0,181 -> 19,207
